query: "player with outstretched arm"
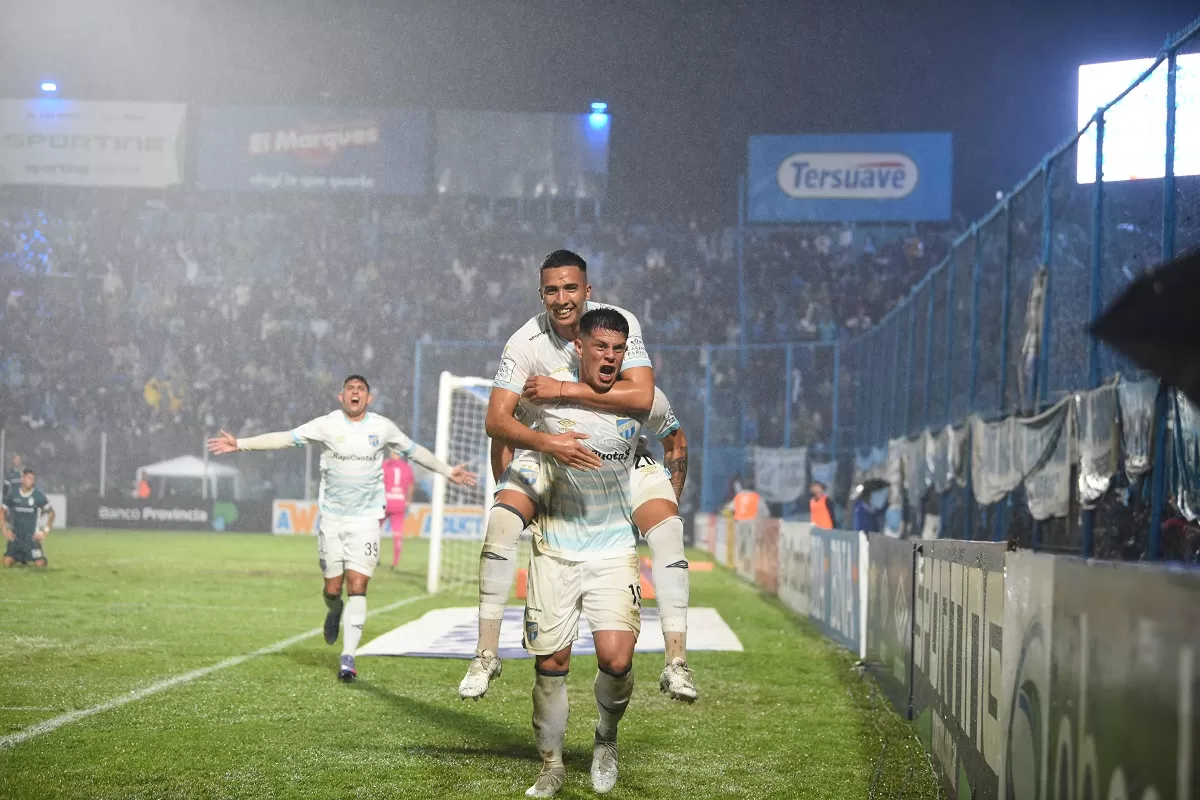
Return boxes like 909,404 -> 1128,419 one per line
207,375 -> 476,682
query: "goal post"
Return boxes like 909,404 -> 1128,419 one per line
426,372 -> 499,594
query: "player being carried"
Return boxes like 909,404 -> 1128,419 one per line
207,375 -> 476,682
493,308 -> 667,796
458,249 -> 696,704
3,468 -> 54,568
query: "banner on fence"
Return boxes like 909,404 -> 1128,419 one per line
734,519 -> 756,581
0,99 -> 187,187
747,132 -> 952,222
807,528 -> 864,653
751,447 -> 808,503
693,513 -> 715,555
1000,551 -> 1200,800
777,521 -> 811,616
865,534 -> 916,718
435,110 -> 609,199
753,518 -> 780,593
197,106 -> 430,194
45,493 -> 67,529
74,496 -> 270,532
912,541 -> 1006,799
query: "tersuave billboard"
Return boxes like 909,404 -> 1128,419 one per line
748,132 -> 953,223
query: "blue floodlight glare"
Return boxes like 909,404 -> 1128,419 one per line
590,101 -> 607,113
589,112 -> 610,129
40,81 -> 58,94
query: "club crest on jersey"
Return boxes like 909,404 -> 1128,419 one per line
616,418 -> 637,441
368,434 -> 380,447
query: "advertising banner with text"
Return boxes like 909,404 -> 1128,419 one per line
748,132 -> 952,222
197,106 -> 430,194
865,534 -> 917,718
0,99 -> 187,188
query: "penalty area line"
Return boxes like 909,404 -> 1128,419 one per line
0,593 -> 430,750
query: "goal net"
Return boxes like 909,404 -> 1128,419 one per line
426,372 -> 531,594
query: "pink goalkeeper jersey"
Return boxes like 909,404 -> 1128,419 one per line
383,457 -> 414,508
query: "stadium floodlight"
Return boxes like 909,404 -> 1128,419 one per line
588,102 -> 610,130
590,101 -> 607,113
40,81 -> 57,94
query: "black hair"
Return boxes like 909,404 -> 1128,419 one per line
22,468 -> 35,476
540,249 -> 587,273
578,308 -> 629,339
343,374 -> 370,392
810,481 -> 826,490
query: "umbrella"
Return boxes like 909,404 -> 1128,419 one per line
1090,248 -> 1200,406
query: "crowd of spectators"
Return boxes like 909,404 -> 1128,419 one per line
0,193 -> 949,497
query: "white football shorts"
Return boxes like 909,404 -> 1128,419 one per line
523,545 -> 642,656
317,516 -> 382,579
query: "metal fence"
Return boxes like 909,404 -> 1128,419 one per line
849,17 -> 1200,557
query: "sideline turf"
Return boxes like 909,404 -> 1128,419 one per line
0,530 -> 937,799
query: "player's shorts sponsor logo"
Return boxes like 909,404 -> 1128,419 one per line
494,356 -> 517,385
776,152 -> 918,200
524,615 -> 538,643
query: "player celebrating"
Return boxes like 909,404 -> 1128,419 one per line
460,249 -> 696,703
3,468 -> 54,568
207,375 -> 476,681
383,452 -> 415,569
495,309 -> 660,796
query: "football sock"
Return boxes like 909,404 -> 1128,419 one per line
645,516 -> 689,663
594,663 -> 634,741
477,504 -> 525,655
341,594 -> 367,656
532,667 -> 570,767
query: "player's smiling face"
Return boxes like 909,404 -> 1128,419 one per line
338,379 -> 372,420
540,266 -> 591,335
575,328 -> 626,393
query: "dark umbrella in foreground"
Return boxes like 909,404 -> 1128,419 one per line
1090,247 -> 1200,406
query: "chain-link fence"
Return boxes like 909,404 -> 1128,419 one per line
848,17 -> 1200,558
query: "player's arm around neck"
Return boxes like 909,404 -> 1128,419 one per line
561,366 -> 654,414
485,388 -> 603,470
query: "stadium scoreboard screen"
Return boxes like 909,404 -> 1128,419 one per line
1077,54 -> 1200,183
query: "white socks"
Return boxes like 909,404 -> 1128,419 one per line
342,594 -> 367,656
532,668 -> 570,767
477,505 -> 525,654
594,666 -> 634,741
645,516 -> 689,663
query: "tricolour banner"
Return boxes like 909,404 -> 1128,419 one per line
865,534 -> 917,718
197,106 -> 430,194
911,540 -> 1006,799
748,132 -> 952,222
0,99 -> 187,187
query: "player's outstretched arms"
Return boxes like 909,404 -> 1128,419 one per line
447,465 -> 478,487
207,429 -> 296,455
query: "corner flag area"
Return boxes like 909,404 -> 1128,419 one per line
0,531 -> 937,798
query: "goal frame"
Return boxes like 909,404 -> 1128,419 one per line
426,371 -> 497,594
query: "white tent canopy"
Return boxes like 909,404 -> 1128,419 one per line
135,455 -> 243,500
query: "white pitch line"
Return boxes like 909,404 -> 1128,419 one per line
0,593 -> 429,750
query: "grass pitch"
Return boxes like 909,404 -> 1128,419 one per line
0,530 -> 937,799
